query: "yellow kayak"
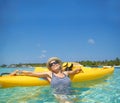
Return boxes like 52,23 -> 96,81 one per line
0,66 -> 114,88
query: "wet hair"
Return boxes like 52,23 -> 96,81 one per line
46,57 -> 62,70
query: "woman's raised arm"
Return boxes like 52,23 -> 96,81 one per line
9,70 -> 50,78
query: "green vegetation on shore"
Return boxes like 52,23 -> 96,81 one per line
0,57 -> 120,68
78,57 -> 120,67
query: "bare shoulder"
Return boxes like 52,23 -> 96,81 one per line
63,71 -> 69,76
46,71 -> 52,77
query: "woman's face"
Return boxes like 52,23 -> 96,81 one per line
49,60 -> 61,71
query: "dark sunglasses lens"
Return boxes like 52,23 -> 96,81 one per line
49,61 -> 58,67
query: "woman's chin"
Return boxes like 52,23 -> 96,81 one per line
55,65 -> 61,70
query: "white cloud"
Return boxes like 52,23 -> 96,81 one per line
42,50 -> 47,53
38,50 -> 47,59
39,54 -> 46,59
88,38 -> 95,44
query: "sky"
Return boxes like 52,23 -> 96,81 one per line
0,0 -> 120,65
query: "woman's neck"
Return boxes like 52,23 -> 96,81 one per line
53,70 -> 65,78
53,69 -> 62,74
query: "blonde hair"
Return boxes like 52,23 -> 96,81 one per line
46,57 -> 62,70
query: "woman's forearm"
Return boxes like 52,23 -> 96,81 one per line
21,70 -> 32,75
21,70 -> 49,78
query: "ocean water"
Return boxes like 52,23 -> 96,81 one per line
0,67 -> 120,103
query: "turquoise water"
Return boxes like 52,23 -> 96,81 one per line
0,67 -> 120,103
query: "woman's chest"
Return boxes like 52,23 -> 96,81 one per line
51,75 -> 71,86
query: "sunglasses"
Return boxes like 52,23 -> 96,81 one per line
49,61 -> 59,67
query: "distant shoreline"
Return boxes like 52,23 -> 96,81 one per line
0,57 -> 120,68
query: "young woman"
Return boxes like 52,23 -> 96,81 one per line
10,57 -> 82,103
